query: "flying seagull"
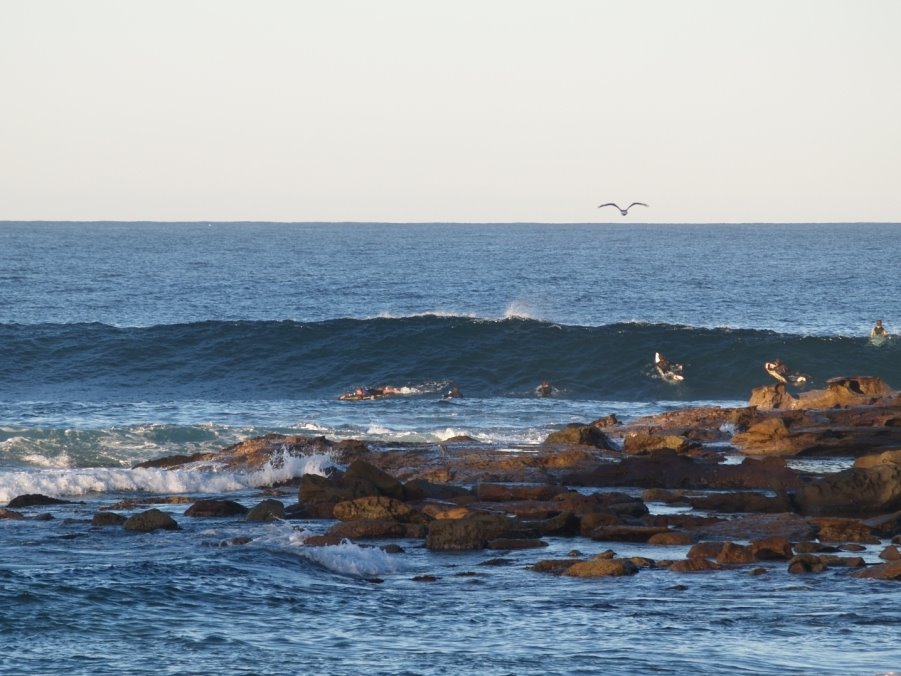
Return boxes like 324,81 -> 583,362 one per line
598,202 -> 648,216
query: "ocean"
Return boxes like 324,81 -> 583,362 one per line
2,221 -> 900,675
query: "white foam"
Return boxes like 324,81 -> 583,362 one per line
250,521 -> 404,578
299,539 -> 404,578
0,450 -> 336,503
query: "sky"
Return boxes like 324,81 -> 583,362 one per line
2,0 -> 900,223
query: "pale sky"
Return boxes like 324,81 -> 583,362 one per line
2,0 -> 900,223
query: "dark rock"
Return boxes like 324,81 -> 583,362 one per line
246,499 -> 286,522
691,513 -> 817,542
0,509 -> 24,520
402,479 -> 473,502
92,512 -> 127,527
344,459 -> 405,500
7,494 -> 71,508
544,423 -> 614,449
124,508 -> 179,532
476,483 -> 568,502
531,559 -> 577,574
688,491 -> 793,514
184,499 -> 249,518
425,513 -> 516,551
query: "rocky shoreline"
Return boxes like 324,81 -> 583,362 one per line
5,375 -> 901,582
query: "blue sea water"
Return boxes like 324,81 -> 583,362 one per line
1,221 -> 901,675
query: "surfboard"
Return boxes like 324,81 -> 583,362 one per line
869,334 -> 888,347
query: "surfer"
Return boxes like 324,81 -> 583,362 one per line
443,384 -> 462,399
654,352 -> 684,382
338,385 -> 402,400
536,381 -> 555,397
871,320 -> 888,337
764,358 -> 809,388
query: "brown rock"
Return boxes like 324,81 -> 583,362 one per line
123,508 -> 179,532
332,496 -> 428,524
716,542 -> 757,565
668,558 -> 723,572
0,509 -> 24,520
590,525 -> 670,542
750,536 -> 794,561
531,559 -> 578,574
563,558 -> 639,577
687,542 -> 724,559
622,432 -> 695,455
852,561 -> 901,580
819,555 -> 865,568
787,554 -> 827,573
748,383 -> 795,410
420,503 -> 474,520
854,449 -> 901,469
184,499 -> 249,518
879,545 -> 901,561
812,517 -> 880,544
647,531 -> 695,545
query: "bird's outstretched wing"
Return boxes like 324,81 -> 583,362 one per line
627,202 -> 648,209
597,203 -> 621,209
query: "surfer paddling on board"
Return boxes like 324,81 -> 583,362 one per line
654,352 -> 684,383
338,385 -> 403,401
764,358 -> 810,389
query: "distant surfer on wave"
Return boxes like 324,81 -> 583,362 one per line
654,352 -> 684,382
871,319 -> 888,337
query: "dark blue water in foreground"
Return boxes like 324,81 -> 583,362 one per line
2,222 -> 900,675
